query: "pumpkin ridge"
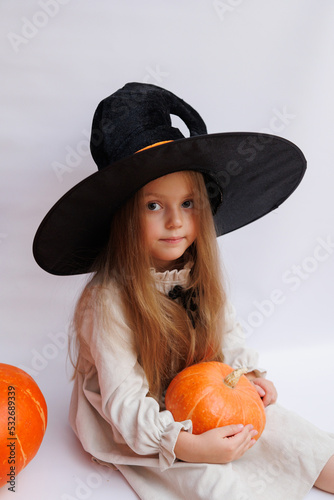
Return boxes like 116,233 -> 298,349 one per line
237,386 -> 260,416
24,388 -> 47,431
15,434 -> 28,468
185,387 -> 215,420
236,390 -> 247,425
250,391 -> 266,427
215,389 -> 246,428
215,403 -> 232,428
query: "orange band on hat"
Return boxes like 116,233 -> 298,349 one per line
136,140 -> 173,153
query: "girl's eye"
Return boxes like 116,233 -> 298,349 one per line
182,200 -> 194,209
147,202 -> 161,211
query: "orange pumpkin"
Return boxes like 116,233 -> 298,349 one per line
0,364 -> 48,489
165,361 -> 266,439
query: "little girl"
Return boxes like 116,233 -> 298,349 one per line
33,82 -> 334,499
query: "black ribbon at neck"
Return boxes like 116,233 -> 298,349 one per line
168,285 -> 197,328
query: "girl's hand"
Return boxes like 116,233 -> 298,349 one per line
174,424 -> 258,464
251,377 -> 277,407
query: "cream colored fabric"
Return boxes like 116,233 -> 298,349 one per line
116,403 -> 334,500
69,268 -> 334,499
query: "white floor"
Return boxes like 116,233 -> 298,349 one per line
0,338 -> 333,499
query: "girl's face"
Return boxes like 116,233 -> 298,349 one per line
141,171 -> 198,271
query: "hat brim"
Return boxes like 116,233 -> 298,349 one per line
33,132 -> 306,275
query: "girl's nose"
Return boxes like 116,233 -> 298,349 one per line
166,207 -> 182,229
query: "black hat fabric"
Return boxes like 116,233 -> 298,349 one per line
33,82 -> 306,276
90,81 -> 207,167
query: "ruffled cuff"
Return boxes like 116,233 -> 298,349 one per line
250,368 -> 267,379
159,419 -> 192,471
233,359 -> 267,379
223,346 -> 267,379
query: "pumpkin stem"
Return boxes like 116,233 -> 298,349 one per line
224,367 -> 248,388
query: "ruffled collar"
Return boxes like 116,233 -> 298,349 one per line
150,261 -> 192,295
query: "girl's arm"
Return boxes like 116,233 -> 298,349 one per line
70,287 -> 193,472
174,424 -> 258,463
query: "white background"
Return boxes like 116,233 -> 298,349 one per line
1,1 -> 334,499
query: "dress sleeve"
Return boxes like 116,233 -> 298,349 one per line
73,285 -> 192,472
222,301 -> 266,378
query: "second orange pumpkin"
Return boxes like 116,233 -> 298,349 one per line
0,364 -> 48,489
165,361 -> 266,438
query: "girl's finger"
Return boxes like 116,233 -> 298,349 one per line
227,425 -> 255,446
254,384 -> 266,397
219,424 -> 245,438
262,387 -> 278,406
235,429 -> 258,457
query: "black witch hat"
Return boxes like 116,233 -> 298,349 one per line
33,82 -> 306,275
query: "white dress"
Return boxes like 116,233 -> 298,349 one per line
69,266 -> 334,500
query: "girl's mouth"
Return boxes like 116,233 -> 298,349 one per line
160,237 -> 184,244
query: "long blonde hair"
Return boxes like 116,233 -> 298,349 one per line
70,171 -> 226,401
